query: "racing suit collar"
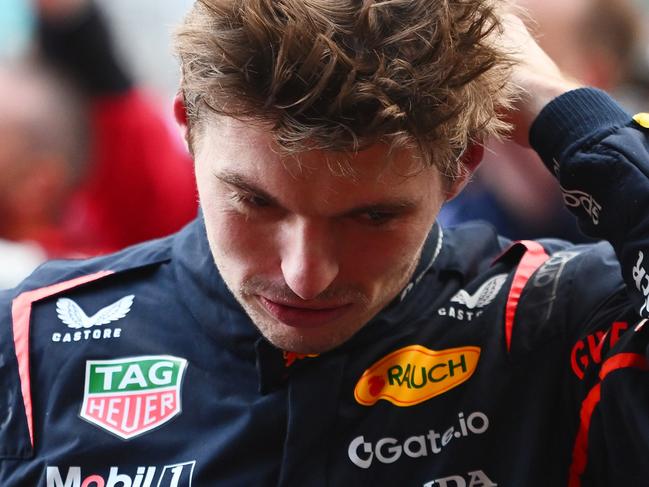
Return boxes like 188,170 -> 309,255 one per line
171,216 -> 462,378
173,215 -> 262,360
173,214 -> 446,340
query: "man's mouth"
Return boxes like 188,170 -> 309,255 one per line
257,296 -> 353,329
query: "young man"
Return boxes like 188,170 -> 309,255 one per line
1,1 -> 648,485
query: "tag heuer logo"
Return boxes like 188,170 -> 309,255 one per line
80,355 -> 187,440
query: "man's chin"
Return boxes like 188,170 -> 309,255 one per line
256,319 -> 358,354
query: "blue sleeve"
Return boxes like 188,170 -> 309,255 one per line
530,88 -> 649,318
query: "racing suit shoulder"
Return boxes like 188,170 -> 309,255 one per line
529,89 -> 649,485
0,233 -> 174,460
530,88 -> 649,317
11,232 -> 173,296
511,239 -> 631,357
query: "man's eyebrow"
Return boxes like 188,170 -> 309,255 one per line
214,172 -> 279,204
342,200 -> 418,217
214,170 -> 419,215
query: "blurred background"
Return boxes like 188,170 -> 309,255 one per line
0,0 -> 199,288
0,0 -> 194,100
0,0 -> 648,288
439,0 -> 649,242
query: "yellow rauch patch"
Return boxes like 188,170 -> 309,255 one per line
634,113 -> 649,129
354,345 -> 480,407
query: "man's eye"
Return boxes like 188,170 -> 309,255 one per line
361,210 -> 397,225
232,192 -> 271,208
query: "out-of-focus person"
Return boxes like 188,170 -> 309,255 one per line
35,0 -> 198,252
0,0 -> 198,286
0,61 -> 87,288
439,0 -> 648,241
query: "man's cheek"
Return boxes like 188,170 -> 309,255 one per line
216,223 -> 278,270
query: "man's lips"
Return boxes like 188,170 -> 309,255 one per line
258,296 -> 352,329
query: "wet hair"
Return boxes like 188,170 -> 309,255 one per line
175,0 -> 515,180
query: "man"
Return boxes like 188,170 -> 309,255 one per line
1,1 -> 648,486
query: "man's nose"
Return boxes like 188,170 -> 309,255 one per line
280,217 -> 339,300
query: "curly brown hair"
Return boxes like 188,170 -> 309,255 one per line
175,0 -> 515,180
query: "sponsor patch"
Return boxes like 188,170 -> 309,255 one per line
571,322 -> 629,380
560,187 -> 602,225
348,410 -> 489,469
633,112 -> 649,129
354,345 -> 480,407
450,274 -> 507,310
47,460 -> 195,487
632,251 -> 649,315
423,469 -> 497,487
53,295 -> 134,343
80,355 -> 187,440
532,251 -> 579,288
437,274 -> 507,322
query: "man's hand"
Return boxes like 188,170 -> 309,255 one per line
498,12 -> 582,147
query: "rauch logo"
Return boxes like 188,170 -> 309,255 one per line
47,461 -> 195,487
354,345 -> 480,407
80,355 -> 188,440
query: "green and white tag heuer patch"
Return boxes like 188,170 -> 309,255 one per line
80,355 -> 188,440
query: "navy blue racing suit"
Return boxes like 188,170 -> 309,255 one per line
1,88 -> 649,486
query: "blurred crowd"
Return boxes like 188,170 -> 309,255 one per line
439,0 -> 649,241
0,0 -> 648,289
0,0 -> 198,288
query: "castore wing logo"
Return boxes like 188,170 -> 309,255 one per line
56,295 -> 134,329
450,274 -> 507,309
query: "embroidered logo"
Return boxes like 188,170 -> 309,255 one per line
354,345 -> 480,407
80,355 -> 188,440
450,274 -> 507,310
57,295 -> 134,329
53,295 -> 134,343
561,187 -> 602,225
632,251 -> 649,316
424,469 -> 497,487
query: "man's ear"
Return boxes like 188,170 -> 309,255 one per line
445,143 -> 484,201
173,92 -> 190,148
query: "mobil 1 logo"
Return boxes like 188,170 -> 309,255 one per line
47,460 -> 195,487
80,356 -> 187,440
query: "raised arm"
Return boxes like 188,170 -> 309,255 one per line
496,12 -> 582,148
500,12 -> 649,317
501,11 -> 649,486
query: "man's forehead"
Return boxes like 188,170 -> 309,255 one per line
199,115 -> 430,181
